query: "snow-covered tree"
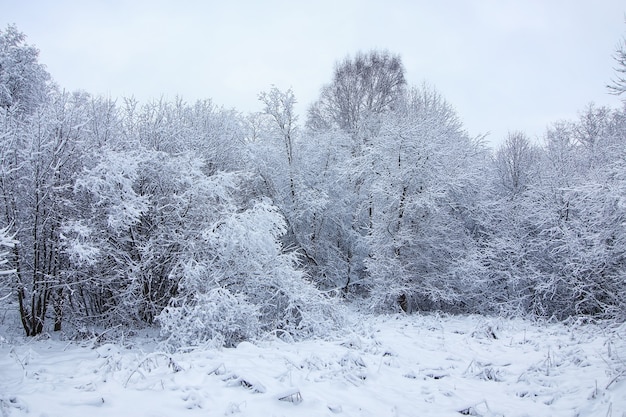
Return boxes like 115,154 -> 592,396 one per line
307,50 -> 406,140
479,104 -> 626,319
249,86 -> 341,280
365,86 -> 489,312
0,25 -> 51,115
256,87 -> 298,205
608,31 -> 626,97
300,53 -> 408,294
0,90 -> 89,335
494,131 -> 540,197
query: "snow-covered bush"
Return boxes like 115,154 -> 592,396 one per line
158,200 -> 339,348
160,286 -> 260,348
66,147 -> 248,326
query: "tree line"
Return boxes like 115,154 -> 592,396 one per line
1,25 -> 625,343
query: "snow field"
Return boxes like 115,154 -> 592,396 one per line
1,314 -> 624,417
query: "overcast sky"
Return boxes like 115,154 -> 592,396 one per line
2,0 -> 625,147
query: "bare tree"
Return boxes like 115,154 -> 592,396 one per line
258,87 -> 298,203
307,50 -> 406,139
494,132 -> 539,197
608,33 -> 626,96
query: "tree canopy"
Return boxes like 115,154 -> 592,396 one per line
1,26 -> 626,343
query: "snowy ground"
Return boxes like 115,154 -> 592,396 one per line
1,313 -> 625,417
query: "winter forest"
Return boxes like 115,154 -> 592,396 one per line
1,23 -> 626,342
3,22 -> 626,416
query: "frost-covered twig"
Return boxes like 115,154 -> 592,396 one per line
124,352 -> 182,388
87,324 -> 122,348
605,370 -> 625,390
8,347 -> 25,371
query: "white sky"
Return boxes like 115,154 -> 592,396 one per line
2,0 -> 625,147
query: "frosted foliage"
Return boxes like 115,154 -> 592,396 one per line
159,200 -> 338,347
60,221 -> 100,267
0,225 -> 16,276
74,150 -> 148,233
204,200 -> 287,267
